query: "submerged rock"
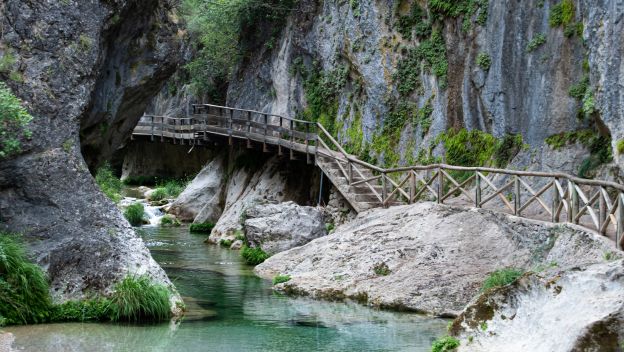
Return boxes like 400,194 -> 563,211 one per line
255,202 -> 618,316
244,201 -> 328,255
451,260 -> 624,352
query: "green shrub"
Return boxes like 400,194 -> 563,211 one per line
616,139 -> 624,155
431,336 -> 460,352
95,163 -> 123,203
149,188 -> 168,201
240,245 -> 269,265
373,262 -> 391,276
124,203 -> 145,226
160,215 -> 180,227
526,33 -> 546,52
481,268 -> 524,291
568,76 -> 589,99
0,234 -> 51,325
476,52 -> 491,70
549,0 -> 575,28
108,276 -> 171,322
189,222 -> 215,233
219,239 -> 233,248
0,82 -> 33,159
272,274 -> 291,285
162,180 -> 184,198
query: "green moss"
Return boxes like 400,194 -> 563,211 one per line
189,222 -> 215,233
95,163 -> 122,203
0,234 -> 51,326
78,34 -> 93,52
124,203 -> 145,226
476,52 -> 491,70
0,82 -> 33,159
219,239 -> 233,248
563,22 -> 583,38
343,106 -> 365,157
616,139 -> 624,155
480,321 -> 488,331
240,245 -> 270,265
481,268 -> 524,291
0,50 -> 17,73
108,276 -> 171,322
568,76 -> 590,99
396,30 -> 448,95
395,3 -> 430,39
272,274 -> 291,285
526,33 -> 546,52
431,335 -> 460,352
549,0 -> 575,28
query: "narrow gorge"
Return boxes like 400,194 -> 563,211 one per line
1,0 -> 624,351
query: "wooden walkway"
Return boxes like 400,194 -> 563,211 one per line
132,104 -> 624,249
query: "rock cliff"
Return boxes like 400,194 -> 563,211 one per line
226,0 -> 624,176
0,0 -> 184,302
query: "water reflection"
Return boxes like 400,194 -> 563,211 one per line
5,226 -> 447,352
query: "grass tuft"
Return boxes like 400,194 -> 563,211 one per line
0,234 -> 51,325
431,335 -> 460,352
189,222 -> 215,233
273,274 -> 291,285
481,268 -> 524,291
124,203 -> 145,226
95,163 -> 122,203
108,276 -> 171,322
240,245 -> 269,265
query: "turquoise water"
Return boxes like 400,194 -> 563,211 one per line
5,226 -> 447,352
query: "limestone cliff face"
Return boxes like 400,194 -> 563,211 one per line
226,0 -> 624,175
0,0 -> 184,301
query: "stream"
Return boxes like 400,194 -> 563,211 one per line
4,205 -> 447,351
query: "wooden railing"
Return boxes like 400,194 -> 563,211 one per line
132,104 -> 624,249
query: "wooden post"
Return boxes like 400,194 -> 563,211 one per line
160,116 -> 164,142
617,193 -> 624,250
348,163 -> 353,185
437,168 -> 443,204
305,123 -> 311,164
263,114 -> 268,152
570,181 -> 579,224
381,173 -> 387,207
409,171 -> 416,204
228,109 -> 233,145
150,115 -> 154,142
278,116 -> 283,156
475,171 -> 481,208
599,187 -> 606,234
173,118 -> 177,145
567,181 -> 574,223
551,179 -> 560,223
514,176 -> 520,216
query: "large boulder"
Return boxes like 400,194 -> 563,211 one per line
255,202 -> 619,316
0,0 -> 184,304
451,260 -> 624,352
244,201 -> 327,255
168,154 -> 227,222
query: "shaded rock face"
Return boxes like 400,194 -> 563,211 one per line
207,153 -> 321,243
255,202 -> 617,316
120,140 -> 213,181
0,0 -> 183,302
227,0 -> 623,174
244,201 -> 328,255
169,153 -> 227,222
451,260 -> 624,352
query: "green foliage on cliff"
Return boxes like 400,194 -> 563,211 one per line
549,0 -> 575,28
545,129 -> 612,178
617,140 -> 624,155
395,3 -> 431,39
396,30 -> 448,95
476,52 -> 491,70
0,234 -> 51,326
240,245 -> 269,265
431,335 -> 460,352
182,0 -> 298,100
124,203 -> 145,226
526,33 -> 546,52
481,268 -> 524,291
108,276 -> 171,323
95,163 -> 123,203
0,82 -> 33,159
436,129 -> 523,169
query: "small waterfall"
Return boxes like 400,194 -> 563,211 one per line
120,196 -> 165,226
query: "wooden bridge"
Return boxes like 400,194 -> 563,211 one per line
132,104 -> 624,249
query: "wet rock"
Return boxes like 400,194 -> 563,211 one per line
244,201 -> 328,255
451,260 -> 624,352
255,202 -> 618,316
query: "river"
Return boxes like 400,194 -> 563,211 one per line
4,224 -> 447,351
